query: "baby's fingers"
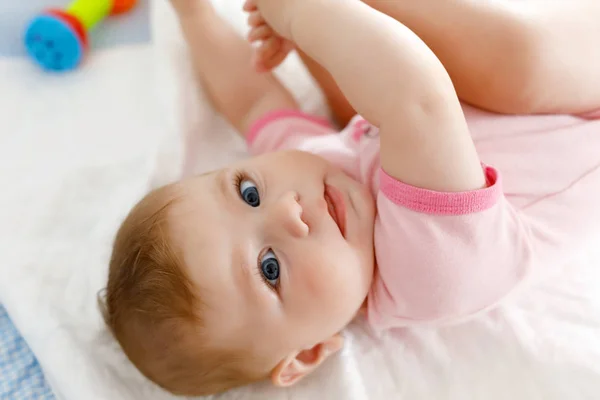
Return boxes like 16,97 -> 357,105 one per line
247,10 -> 265,28
242,0 -> 257,12
262,44 -> 292,71
256,37 -> 282,63
264,40 -> 294,69
253,38 -> 293,73
248,25 -> 275,43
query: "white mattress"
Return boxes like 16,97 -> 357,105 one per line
1,0 -> 600,399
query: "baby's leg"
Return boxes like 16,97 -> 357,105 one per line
364,0 -> 600,115
301,0 -> 600,123
172,0 -> 297,134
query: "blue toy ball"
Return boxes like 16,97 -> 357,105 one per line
24,14 -> 84,72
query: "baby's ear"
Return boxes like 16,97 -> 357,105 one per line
270,334 -> 344,387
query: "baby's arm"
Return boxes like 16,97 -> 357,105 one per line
171,0 -> 297,135
259,0 -> 485,192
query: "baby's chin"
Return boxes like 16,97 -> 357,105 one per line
353,263 -> 375,319
353,298 -> 368,318
342,297 -> 370,329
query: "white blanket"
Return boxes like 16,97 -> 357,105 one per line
2,0 -> 600,399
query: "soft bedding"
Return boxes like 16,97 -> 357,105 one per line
1,0 -> 600,399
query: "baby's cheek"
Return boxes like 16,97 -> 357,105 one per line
299,254 -> 331,297
288,252 -> 363,341
330,251 -> 370,308
308,252 -> 357,304
290,254 -> 335,314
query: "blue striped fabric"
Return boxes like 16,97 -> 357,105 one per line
0,304 -> 55,400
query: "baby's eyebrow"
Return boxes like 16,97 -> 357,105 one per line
231,235 -> 256,298
216,169 -> 231,205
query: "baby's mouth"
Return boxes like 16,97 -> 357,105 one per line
324,184 -> 347,238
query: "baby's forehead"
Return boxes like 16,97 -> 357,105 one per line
169,170 -> 221,210
167,186 -> 245,333
168,199 -> 224,291
167,174 -> 228,263
169,195 -> 218,242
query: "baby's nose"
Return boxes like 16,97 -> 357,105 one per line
270,192 -> 308,238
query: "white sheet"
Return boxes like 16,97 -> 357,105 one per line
1,0 -> 600,399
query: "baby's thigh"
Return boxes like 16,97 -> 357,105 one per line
525,0 -> 600,113
471,109 -> 600,267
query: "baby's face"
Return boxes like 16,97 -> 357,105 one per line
170,150 -> 375,366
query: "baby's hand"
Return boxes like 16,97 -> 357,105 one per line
243,0 -> 295,72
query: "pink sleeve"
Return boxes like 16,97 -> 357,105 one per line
367,165 -> 534,330
246,109 -> 334,154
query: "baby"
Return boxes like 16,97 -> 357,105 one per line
104,0 -> 600,396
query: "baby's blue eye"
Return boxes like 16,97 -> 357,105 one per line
239,179 -> 260,207
261,250 -> 280,287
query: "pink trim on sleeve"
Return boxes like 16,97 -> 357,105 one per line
379,165 -> 502,216
245,109 -> 332,146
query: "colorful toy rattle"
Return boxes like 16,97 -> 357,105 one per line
24,0 -> 137,72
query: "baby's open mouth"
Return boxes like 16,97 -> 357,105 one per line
324,184 -> 347,238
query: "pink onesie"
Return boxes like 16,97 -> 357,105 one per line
246,106 -> 600,332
